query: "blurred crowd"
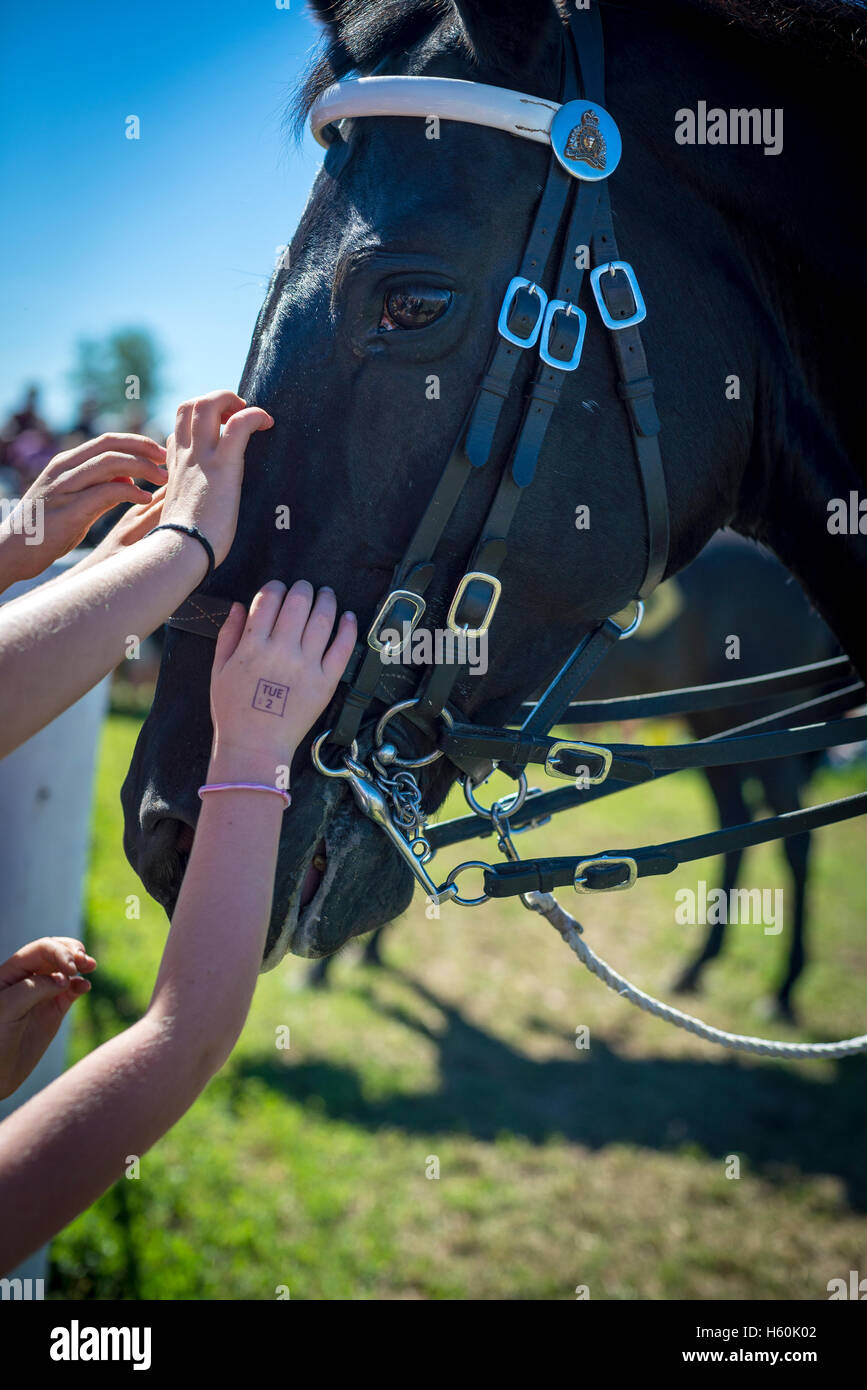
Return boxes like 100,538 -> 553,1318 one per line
0,385 -> 167,556
0,385 -> 165,508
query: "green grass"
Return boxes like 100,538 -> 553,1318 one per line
49,712 -> 867,1300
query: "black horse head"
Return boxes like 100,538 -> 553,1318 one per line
122,0 -> 866,966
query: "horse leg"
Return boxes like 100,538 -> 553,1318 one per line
306,954 -> 334,988
361,925 -> 387,967
762,757 -> 812,1023
672,766 -> 749,994
771,830 -> 810,1023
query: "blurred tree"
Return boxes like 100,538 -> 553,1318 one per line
70,328 -> 163,421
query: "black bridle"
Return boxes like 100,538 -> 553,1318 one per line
166,5 -> 867,910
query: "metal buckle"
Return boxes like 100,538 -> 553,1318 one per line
609,599 -> 644,639
545,740 -> 612,785
497,277 -> 547,348
446,571 -> 502,638
590,261 -> 647,331
573,855 -> 638,893
367,589 -> 426,654
538,300 -> 587,371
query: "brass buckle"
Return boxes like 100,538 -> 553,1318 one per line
367,589 -> 426,655
446,571 -> 502,638
545,740 -> 612,785
573,855 -> 638,893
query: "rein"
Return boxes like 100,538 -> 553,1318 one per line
166,6 -> 867,1056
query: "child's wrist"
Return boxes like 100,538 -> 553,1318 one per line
144,524 -> 210,584
207,743 -> 295,788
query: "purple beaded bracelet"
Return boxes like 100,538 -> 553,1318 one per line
198,783 -> 291,809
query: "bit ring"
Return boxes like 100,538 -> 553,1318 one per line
374,699 -> 453,768
464,771 -> 528,820
441,861 -> 490,907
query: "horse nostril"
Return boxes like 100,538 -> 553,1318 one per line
176,823 -> 195,854
301,840 -> 327,906
131,814 -> 191,914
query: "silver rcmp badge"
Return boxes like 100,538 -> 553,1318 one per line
550,98 -> 622,181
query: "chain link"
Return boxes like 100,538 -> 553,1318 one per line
370,755 -> 431,861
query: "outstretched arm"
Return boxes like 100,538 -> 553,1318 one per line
0,391 -> 272,760
0,580 -> 357,1274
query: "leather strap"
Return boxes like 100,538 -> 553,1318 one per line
483,791 -> 867,898
462,41 -> 579,469
591,187 -> 669,596
570,0 -> 667,597
508,179 -> 601,490
570,1 -> 606,101
440,714 -> 867,783
521,619 -> 623,737
463,164 -> 574,468
531,654 -> 858,723
426,677 -> 867,852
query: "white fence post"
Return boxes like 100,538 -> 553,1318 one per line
0,553 -> 110,1294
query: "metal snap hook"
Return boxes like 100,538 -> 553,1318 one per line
311,729 -> 359,777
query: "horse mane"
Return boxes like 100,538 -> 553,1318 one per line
290,0 -> 866,135
613,0 -> 866,65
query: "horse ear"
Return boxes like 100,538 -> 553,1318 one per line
451,0 -> 561,77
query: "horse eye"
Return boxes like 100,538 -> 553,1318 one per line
378,286 -> 453,332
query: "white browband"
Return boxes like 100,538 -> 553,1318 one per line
309,75 -> 559,149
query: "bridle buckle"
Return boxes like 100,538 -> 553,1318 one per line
446,571 -> 502,638
367,589 -> 426,654
573,854 -> 638,893
497,277 -> 548,348
539,300 -> 587,371
590,261 -> 646,330
545,740 -> 612,784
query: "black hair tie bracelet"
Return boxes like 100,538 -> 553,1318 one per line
147,523 -> 215,585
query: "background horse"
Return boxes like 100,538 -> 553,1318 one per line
122,0 -> 866,967
579,530 -> 840,1019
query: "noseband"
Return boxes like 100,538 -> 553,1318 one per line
165,6 -> 867,1054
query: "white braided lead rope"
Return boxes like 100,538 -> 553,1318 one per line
524,892 -> 867,1059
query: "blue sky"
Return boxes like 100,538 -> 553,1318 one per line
0,0 -> 326,430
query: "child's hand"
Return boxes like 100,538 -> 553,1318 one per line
207,580 -> 357,787
159,390 -> 273,566
0,434 -> 168,585
0,937 -> 97,1100
67,484 -> 167,578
